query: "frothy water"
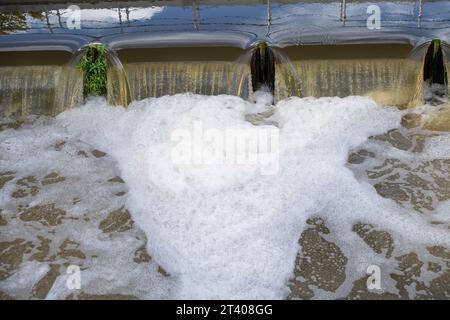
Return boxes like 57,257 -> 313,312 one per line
1,94 -> 449,299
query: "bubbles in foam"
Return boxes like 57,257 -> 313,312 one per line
56,93 -> 450,299
2,92 -> 449,299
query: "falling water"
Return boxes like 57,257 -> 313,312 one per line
445,43 -> 450,94
122,61 -> 252,101
53,66 -> 84,115
106,51 -> 132,107
0,66 -> 58,116
114,47 -> 253,102
274,44 -> 427,107
0,64 -> 83,117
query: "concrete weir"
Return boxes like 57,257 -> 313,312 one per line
104,32 -> 255,106
0,34 -> 89,116
0,0 -> 449,115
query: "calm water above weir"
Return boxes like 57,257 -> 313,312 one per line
1,0 -> 450,42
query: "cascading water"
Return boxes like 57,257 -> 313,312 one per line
53,66 -> 84,116
106,50 -> 132,107
0,53 -> 83,117
444,42 -> 450,93
116,47 -> 253,102
273,44 -> 427,107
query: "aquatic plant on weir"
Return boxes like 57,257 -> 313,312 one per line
78,43 -> 108,97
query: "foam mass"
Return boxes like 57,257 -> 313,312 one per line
2,93 -> 449,299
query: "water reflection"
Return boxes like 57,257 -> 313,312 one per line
0,1 -> 448,43
0,12 -> 27,34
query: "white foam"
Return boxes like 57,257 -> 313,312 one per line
0,111 -> 172,299
423,134 -> 450,158
3,93 -> 449,299
248,87 -> 274,114
56,93 -> 449,299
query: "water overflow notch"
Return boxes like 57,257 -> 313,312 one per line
250,42 -> 275,94
423,39 -> 447,87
